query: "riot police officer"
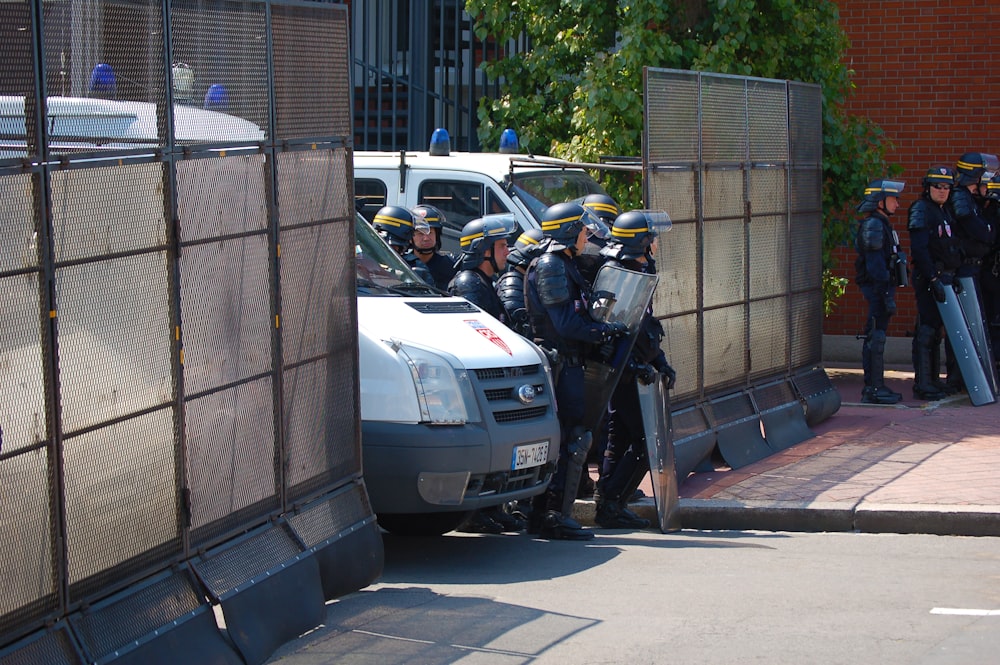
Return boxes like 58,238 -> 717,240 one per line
981,174 -> 1000,374
448,214 -> 522,534
448,214 -> 516,319
907,167 -> 962,400
577,193 -> 620,284
496,228 -> 549,339
525,202 -> 628,540
372,205 -> 434,285
411,204 -> 457,290
945,153 -> 998,390
854,179 -> 906,404
594,210 -> 676,529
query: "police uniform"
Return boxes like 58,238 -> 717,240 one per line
854,180 -> 904,404
907,168 -> 963,399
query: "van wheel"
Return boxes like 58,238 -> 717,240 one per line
376,511 -> 471,537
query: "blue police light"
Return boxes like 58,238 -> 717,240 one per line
89,63 -> 116,96
204,84 -> 229,111
499,128 -> 519,154
429,127 -> 450,156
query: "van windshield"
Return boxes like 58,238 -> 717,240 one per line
508,170 -> 610,221
355,213 -> 439,296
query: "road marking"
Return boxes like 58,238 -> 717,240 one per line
930,608 -> 1000,616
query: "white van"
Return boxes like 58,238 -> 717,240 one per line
353,213 -> 560,536
354,142 -> 612,255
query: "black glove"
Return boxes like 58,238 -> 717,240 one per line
931,278 -> 947,304
603,321 -> 629,341
598,340 -> 616,362
938,271 -> 953,285
953,279 -> 964,295
653,357 -> 677,390
634,362 -> 657,385
884,293 -> 897,316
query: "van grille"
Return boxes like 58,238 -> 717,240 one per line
494,406 -> 548,423
471,364 -> 551,424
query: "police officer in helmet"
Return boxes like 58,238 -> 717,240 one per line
448,214 -> 524,533
448,214 -> 517,319
594,209 -> 676,529
945,152 -> 998,390
525,201 -> 627,540
372,205 -> 434,286
577,193 -> 620,284
907,166 -> 962,400
411,204 -> 457,290
854,179 -> 905,404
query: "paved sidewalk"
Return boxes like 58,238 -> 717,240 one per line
576,362 -> 1000,536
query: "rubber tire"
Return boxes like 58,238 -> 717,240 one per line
376,511 -> 471,537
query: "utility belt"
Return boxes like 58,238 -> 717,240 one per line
964,257 -> 983,266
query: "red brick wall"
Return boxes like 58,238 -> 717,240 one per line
826,0 -> 1000,337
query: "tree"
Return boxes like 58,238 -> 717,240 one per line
468,0 -> 896,313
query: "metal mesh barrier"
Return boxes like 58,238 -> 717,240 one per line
646,69 -> 824,402
1,1 -> 375,658
645,69 -> 830,473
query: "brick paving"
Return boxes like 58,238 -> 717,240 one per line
613,365 -> 1000,535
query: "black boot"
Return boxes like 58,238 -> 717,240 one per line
595,501 -> 649,529
929,333 -> 956,395
913,325 -> 946,400
458,510 -> 504,534
538,510 -> 594,540
862,330 -> 901,404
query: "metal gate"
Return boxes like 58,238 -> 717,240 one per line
350,0 -> 519,152
0,1 -> 381,663
644,68 -> 840,474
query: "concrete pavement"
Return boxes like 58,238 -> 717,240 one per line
574,334 -> 1000,536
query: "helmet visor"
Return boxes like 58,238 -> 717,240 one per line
983,154 -> 1000,180
878,181 -> 905,197
580,207 -> 610,239
635,209 -> 672,237
481,213 -> 519,240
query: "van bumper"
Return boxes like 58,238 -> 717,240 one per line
361,419 -> 559,514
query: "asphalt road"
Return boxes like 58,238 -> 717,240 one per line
266,529 -> 1000,665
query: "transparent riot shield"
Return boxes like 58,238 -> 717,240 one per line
582,264 -> 659,433
955,276 -> 1000,395
937,289 -> 996,406
637,375 -> 681,533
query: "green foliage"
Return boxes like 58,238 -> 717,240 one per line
822,269 -> 849,317
468,0 -> 897,311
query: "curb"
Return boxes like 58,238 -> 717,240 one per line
573,499 -> 1000,537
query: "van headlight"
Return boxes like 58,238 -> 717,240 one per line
396,343 -> 480,424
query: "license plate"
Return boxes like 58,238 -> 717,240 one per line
512,440 -> 549,470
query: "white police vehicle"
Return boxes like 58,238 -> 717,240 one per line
354,211 -> 560,535
354,129 -> 613,254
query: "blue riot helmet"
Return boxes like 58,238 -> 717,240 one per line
411,204 -> 446,250
955,153 -> 998,187
987,173 -> 1000,201
582,193 -> 621,224
372,205 -> 415,251
89,64 -> 116,96
459,213 -> 518,270
609,210 -> 672,260
540,201 -> 609,251
856,179 -> 905,213
922,166 -> 955,191
506,228 -> 547,269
